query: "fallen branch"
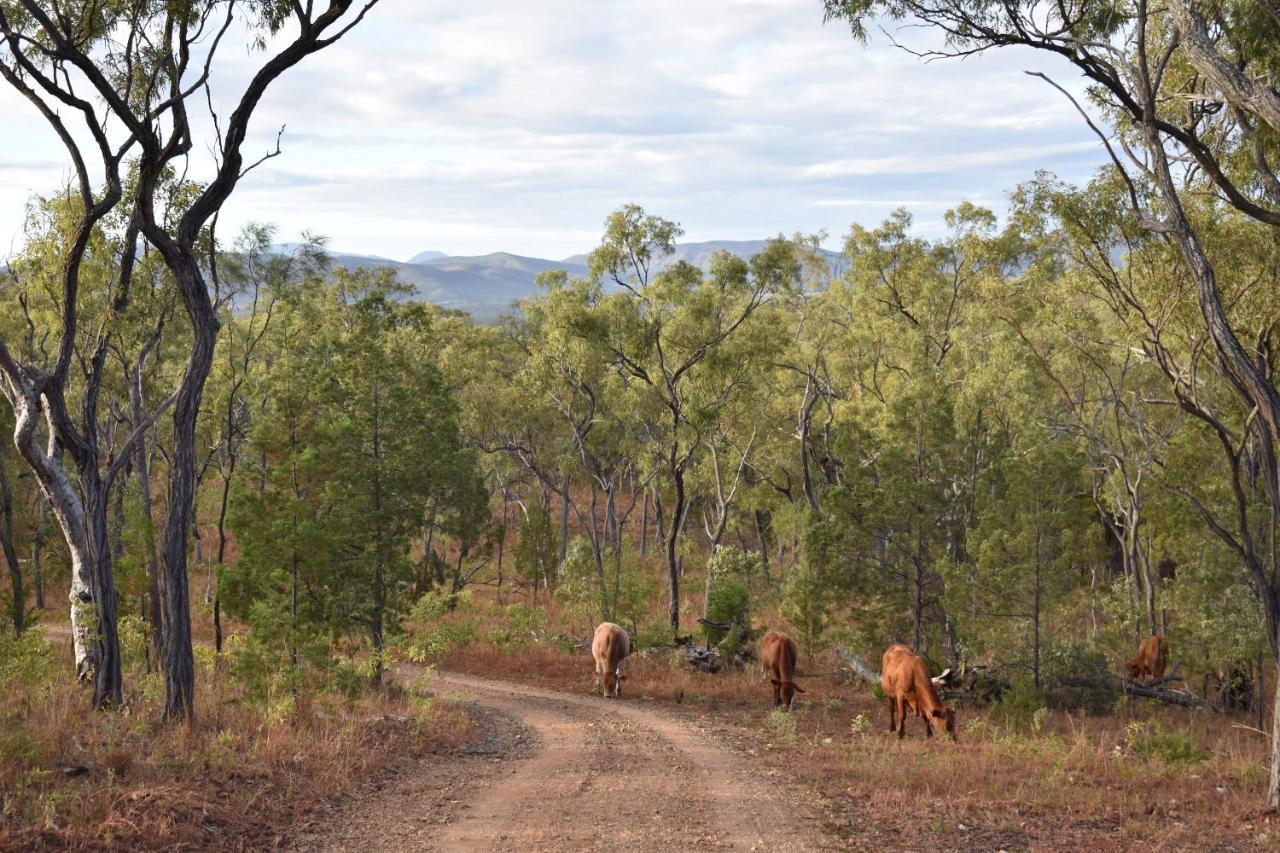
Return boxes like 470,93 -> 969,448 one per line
1061,665 -> 1212,710
832,647 -> 880,685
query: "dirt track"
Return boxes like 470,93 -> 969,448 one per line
288,670 -> 833,852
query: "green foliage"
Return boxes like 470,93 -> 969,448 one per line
701,546 -> 754,645
488,602 -> 548,648
401,590 -> 481,663
780,518 -> 832,660
0,629 -> 54,708
991,677 -> 1047,730
1125,721 -> 1211,764
554,537 -> 600,631
513,502 -> 559,592
224,270 -> 487,677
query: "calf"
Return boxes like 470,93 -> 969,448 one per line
880,643 -> 956,740
761,630 -> 805,711
1125,635 -> 1168,682
592,622 -> 632,698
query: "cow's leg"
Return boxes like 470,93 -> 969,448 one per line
594,661 -> 603,696
613,667 -> 622,697
772,679 -> 782,707
887,695 -> 897,732
896,697 -> 907,739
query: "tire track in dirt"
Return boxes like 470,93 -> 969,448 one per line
294,669 -> 832,852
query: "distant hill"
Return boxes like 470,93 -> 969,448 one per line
270,239 -> 840,321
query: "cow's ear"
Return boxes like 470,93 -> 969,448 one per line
792,684 -> 805,693
619,674 -> 628,680
931,709 -> 945,718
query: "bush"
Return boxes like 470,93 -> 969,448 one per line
488,602 -> 547,648
1044,642 -> 1119,712
402,589 -> 481,663
701,548 -> 747,640
1125,720 -> 1210,764
991,676 -> 1046,730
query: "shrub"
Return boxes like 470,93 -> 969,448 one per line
1044,642 -> 1119,712
1125,721 -> 1210,764
991,676 -> 1046,730
488,602 -> 547,648
702,552 -> 751,647
402,589 -> 481,663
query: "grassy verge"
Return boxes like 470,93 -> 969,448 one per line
0,614 -> 474,851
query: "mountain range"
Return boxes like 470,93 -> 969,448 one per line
304,239 -> 837,321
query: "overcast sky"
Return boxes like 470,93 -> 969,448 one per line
0,1 -> 1107,262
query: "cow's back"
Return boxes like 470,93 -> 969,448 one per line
762,631 -> 797,679
592,622 -> 629,670
880,643 -> 915,695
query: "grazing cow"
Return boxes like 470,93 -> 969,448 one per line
592,622 -> 632,698
761,630 -> 805,711
880,643 -> 956,740
1125,635 -> 1168,682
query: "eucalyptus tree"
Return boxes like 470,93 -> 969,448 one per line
0,194 -> 167,708
824,0 -> 1280,804
0,1 -> 380,718
584,206 -> 801,634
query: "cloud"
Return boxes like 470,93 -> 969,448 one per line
0,1 -> 1108,261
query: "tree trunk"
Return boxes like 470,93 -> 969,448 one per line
0,462 -> 22,634
559,475 -> 570,563
640,486 -> 649,558
32,496 -> 45,610
129,369 -> 163,664
158,263 -> 218,722
666,463 -> 687,636
1271,648 -> 1280,807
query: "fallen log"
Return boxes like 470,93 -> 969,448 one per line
1060,665 -> 1212,711
832,647 -> 881,685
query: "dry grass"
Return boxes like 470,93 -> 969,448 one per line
0,611 -> 475,852
443,630 -> 1280,852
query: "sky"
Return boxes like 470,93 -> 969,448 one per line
0,1 -> 1109,263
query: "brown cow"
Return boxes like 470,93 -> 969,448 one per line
880,643 -> 956,740
761,630 -> 805,711
592,622 -> 632,698
1125,635 -> 1168,682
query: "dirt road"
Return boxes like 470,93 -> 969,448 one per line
290,670 -> 833,852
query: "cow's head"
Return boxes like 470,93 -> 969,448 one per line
1124,658 -> 1142,679
932,706 -> 957,740
781,680 -> 805,710
607,669 -> 628,697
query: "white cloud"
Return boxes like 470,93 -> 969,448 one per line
0,1 -> 1107,261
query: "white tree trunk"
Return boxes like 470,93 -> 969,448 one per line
10,396 -> 97,679
1270,651 -> 1280,807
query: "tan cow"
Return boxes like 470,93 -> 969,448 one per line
592,622 -> 632,698
761,630 -> 805,711
880,643 -> 956,740
1125,635 -> 1168,682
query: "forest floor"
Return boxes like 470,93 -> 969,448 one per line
287,667 -> 835,852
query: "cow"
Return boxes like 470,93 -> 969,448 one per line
880,643 -> 956,740
761,630 -> 805,711
592,622 -> 633,698
1125,635 -> 1168,682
